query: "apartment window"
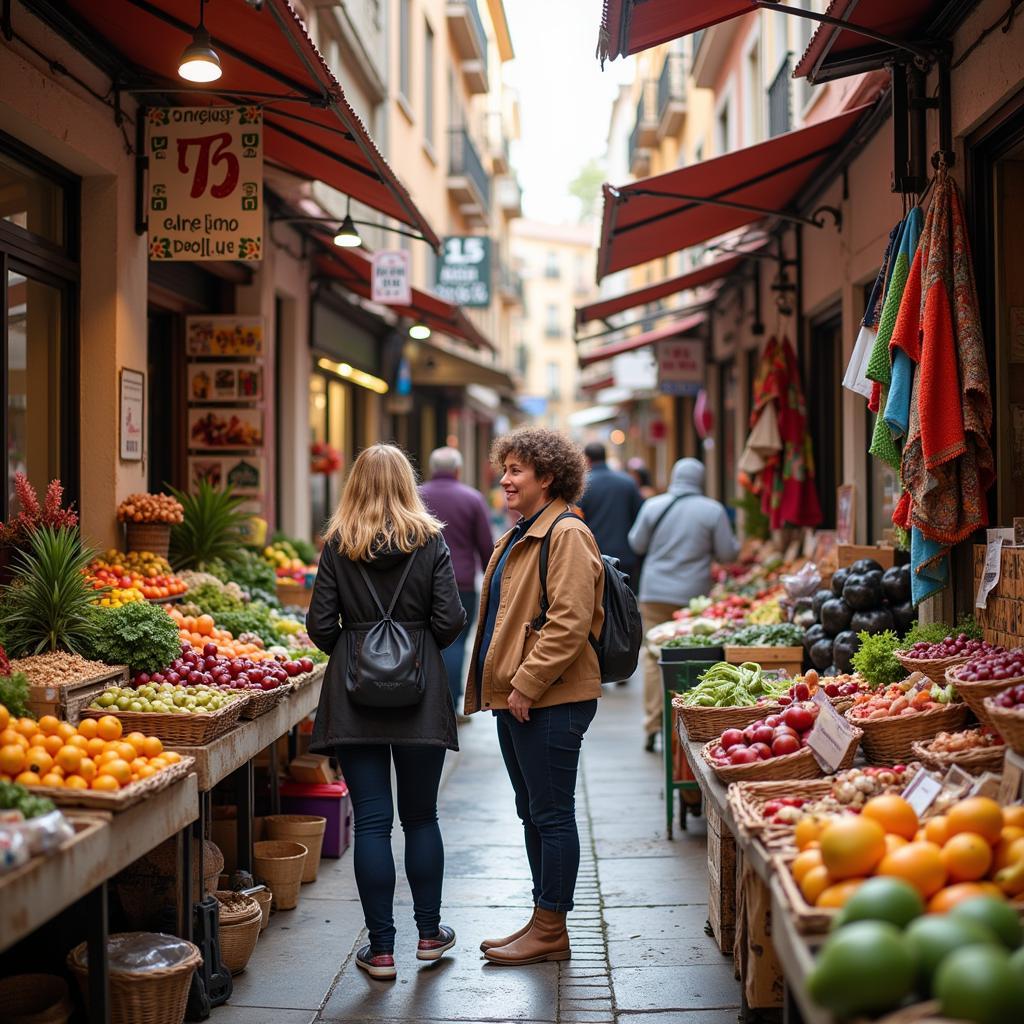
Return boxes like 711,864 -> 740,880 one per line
744,39 -> 763,144
398,0 -> 411,101
546,361 -> 560,398
543,250 -> 560,279
424,21 -> 434,146
715,96 -> 732,156
545,303 -> 561,338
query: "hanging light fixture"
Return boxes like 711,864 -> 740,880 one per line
178,0 -> 222,83
408,323 -> 431,340
332,198 -> 362,248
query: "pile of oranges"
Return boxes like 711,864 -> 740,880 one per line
0,703 -> 181,791
166,607 -> 272,661
790,794 -> 1024,912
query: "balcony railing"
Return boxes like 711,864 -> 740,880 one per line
498,262 -> 523,305
447,0 -> 487,62
657,52 -> 687,139
448,126 -> 490,211
768,57 -> 792,138
497,174 -> 522,217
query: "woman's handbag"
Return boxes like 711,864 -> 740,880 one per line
347,550 -> 425,708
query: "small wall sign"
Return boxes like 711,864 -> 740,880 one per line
119,368 -> 145,462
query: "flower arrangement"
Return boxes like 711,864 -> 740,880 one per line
0,474 -> 78,546
310,441 -> 342,475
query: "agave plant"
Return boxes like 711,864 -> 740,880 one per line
0,526 -> 98,655
168,481 -> 248,570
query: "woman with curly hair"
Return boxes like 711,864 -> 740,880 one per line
465,428 -> 605,965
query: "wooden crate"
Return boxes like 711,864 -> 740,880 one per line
724,645 -> 803,676
974,544 -> 1024,648
837,544 -> 896,569
25,665 -> 129,724
276,582 -> 313,610
706,802 -> 737,954
1000,749 -> 1024,804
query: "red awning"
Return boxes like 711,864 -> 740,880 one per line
579,313 -> 705,367
314,251 -> 492,351
793,1 -> 943,83
599,1 -> 753,62
576,252 -> 747,330
59,0 -> 439,247
597,105 -> 869,279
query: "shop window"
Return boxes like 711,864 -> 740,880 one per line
546,360 -> 560,398
0,149 -> 66,249
398,0 -> 411,103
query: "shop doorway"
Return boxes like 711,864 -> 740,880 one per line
805,310 -> 842,527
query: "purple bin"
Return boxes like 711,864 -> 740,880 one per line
280,781 -> 351,858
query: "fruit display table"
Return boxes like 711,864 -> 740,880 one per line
770,876 -> 832,1024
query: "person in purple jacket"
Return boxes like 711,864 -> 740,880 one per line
419,447 -> 495,717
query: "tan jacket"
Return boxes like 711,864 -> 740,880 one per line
464,502 -> 605,714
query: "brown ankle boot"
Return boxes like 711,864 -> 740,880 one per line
479,908 -> 536,952
483,907 -> 570,965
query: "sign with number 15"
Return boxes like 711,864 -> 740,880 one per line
146,106 -> 263,262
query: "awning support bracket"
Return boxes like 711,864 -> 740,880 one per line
135,105 -> 148,236
270,214 -> 431,246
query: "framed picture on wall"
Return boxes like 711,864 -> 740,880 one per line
836,484 -> 856,545
188,456 -> 264,495
187,407 -> 263,450
186,315 -> 264,357
188,362 -> 263,402
119,368 -> 145,462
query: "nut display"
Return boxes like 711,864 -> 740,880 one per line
116,493 -> 184,525
10,652 -> 117,687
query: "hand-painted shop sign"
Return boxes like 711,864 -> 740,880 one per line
658,337 -> 705,396
371,250 -> 411,305
146,106 -> 262,262
435,236 -> 491,308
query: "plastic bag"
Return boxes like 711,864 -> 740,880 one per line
780,561 -> 822,601
7,809 -> 74,856
72,932 -> 197,973
0,827 -> 29,873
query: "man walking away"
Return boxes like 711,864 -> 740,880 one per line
628,458 -> 740,751
420,447 -> 494,718
579,443 -> 643,591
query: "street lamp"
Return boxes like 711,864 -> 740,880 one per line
178,0 -> 222,83
332,213 -> 362,248
409,323 -> 431,340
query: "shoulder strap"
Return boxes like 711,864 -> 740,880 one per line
356,548 -> 419,621
533,511 -> 584,629
647,492 -> 696,549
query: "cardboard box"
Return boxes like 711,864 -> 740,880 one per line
288,754 -> 336,785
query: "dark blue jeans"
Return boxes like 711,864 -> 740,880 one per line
336,744 -> 447,953
442,589 -> 477,710
495,700 -> 598,913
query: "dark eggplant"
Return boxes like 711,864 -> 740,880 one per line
833,630 -> 862,674
812,588 -> 834,620
850,558 -> 884,575
803,623 -> 828,653
881,564 -> 911,604
850,608 -> 894,634
810,637 -> 834,671
892,600 -> 917,634
820,598 -> 853,637
842,574 -> 882,611
831,567 -> 850,598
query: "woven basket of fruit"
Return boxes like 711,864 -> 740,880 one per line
32,755 -> 195,812
674,700 -> 784,743
910,728 -> 1007,775
237,683 -> 291,720
726,779 -> 832,836
983,692 -> 1024,755
946,655 -> 1024,728
893,633 -> 991,681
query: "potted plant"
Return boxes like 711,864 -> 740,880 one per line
0,475 -> 79,587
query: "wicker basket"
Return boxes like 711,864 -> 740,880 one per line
253,840 -> 308,910
253,887 -> 272,931
726,779 -> 833,839
872,1002 -> 960,1024
214,892 -> 262,974
0,973 -> 73,1024
983,697 -> 1024,754
237,684 -> 291,720
845,702 -> 969,765
264,815 -> 326,882
700,726 -> 861,785
910,735 -> 1007,775
117,838 -> 223,929
32,756 -> 194,812
79,694 -> 249,745
125,522 -> 172,558
673,698 -> 784,743
774,853 -> 842,934
895,651 -> 969,681
945,665 -> 1024,728
68,934 -> 201,1024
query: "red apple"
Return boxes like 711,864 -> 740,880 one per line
721,729 -> 745,751
771,734 -> 800,756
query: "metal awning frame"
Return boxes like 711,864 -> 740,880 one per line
574,300 -> 713,347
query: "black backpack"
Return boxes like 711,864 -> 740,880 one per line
347,550 -> 425,708
532,512 -> 643,684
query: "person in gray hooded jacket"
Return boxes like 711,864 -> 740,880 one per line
628,458 -> 739,749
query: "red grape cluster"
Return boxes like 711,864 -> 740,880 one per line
133,643 -> 314,692
994,683 -> 1024,708
906,634 -> 999,660
709,703 -> 819,766
958,648 -> 1024,682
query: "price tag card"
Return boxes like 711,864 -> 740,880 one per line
806,692 -> 860,772
942,765 -> 975,798
901,769 -> 943,817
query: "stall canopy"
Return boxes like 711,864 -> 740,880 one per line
598,0 -> 753,62
793,1 -> 948,83
597,104 -> 868,280
409,340 -> 515,394
576,251 -> 747,329
579,313 -> 705,366
43,0 -> 439,248
314,251 -> 492,352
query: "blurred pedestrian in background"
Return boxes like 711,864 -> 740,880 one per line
628,458 -> 739,751
579,442 -> 643,592
627,458 -> 657,500
419,447 -> 494,719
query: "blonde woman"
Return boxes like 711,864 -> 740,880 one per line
308,444 -> 466,980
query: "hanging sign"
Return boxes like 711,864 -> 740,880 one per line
371,250 -> 412,305
658,338 -> 705,396
435,236 -> 491,307
146,106 -> 263,262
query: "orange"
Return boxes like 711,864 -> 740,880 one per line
1003,806 -> 1024,829
77,757 -> 97,782
36,715 -> 60,736
142,736 -> 164,758
42,734 -> 64,756
55,745 -> 83,774
795,814 -> 830,851
800,864 -> 833,905
161,751 -> 181,764
946,797 -> 1004,846
816,879 -> 866,909
791,848 -> 824,885
98,758 -> 132,785
76,718 -> 98,739
876,841 -> 948,898
884,834 -> 909,855
942,832 -> 993,882
820,817 -> 887,880
927,882 -> 993,914
862,795 -> 919,841
90,774 -> 120,791
993,835 -> 1024,872
136,764 -> 157,779
64,774 -> 89,790
16,717 -> 40,739
196,614 -> 215,636
0,728 -> 24,749
925,815 -> 950,846
95,715 -> 123,742
113,741 -> 137,763
15,770 -> 41,786
0,704 -> 8,732
56,722 -> 76,742
39,772 -> 64,787
85,737 -> 106,758
25,748 -> 53,775
125,732 -> 148,756
98,750 -> 121,764
148,757 -> 169,770
0,744 -> 25,775
130,757 -> 148,773
66,734 -> 89,751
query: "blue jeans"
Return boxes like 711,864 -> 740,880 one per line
335,744 -> 446,953
495,700 -> 598,912
442,589 -> 477,710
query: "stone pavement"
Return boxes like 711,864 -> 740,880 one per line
209,678 -> 742,1023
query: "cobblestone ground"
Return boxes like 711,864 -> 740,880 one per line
211,678 -> 742,1023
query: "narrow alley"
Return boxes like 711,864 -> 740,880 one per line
216,680 -> 742,1024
